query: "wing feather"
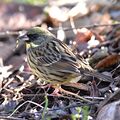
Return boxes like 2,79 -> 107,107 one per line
32,39 -> 80,73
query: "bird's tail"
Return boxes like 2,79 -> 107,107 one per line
77,54 -> 113,82
80,69 -> 113,82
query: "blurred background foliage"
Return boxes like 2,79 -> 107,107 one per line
4,0 -> 48,5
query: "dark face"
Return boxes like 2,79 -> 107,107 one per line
22,30 -> 43,43
26,33 -> 40,42
17,27 -> 55,49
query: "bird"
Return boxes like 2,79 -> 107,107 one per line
17,27 -> 113,102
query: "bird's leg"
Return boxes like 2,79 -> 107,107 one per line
51,84 -> 62,96
40,83 -> 62,96
41,83 -> 92,103
51,84 -> 93,103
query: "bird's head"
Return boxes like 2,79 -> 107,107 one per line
17,27 -> 55,49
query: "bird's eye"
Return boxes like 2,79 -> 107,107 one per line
27,34 -> 39,40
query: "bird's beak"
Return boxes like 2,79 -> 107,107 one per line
16,31 -> 28,48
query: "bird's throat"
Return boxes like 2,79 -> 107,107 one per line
26,42 -> 39,49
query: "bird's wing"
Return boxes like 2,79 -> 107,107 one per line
34,40 -> 80,73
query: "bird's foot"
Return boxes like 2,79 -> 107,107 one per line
51,85 -> 92,103
40,83 -> 53,89
41,84 -> 92,103
51,87 -> 62,96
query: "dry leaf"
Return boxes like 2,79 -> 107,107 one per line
95,54 -> 120,69
73,28 -> 105,51
74,28 -> 93,43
